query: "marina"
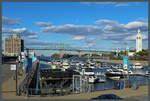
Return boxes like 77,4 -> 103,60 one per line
1,55 -> 148,99
11,53 -> 148,97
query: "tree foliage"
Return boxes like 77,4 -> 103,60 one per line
136,49 -> 148,56
51,53 -> 60,58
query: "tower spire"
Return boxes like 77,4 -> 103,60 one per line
138,28 -> 141,34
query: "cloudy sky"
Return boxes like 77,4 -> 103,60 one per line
2,2 -> 148,55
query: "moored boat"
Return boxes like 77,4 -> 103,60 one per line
132,62 -> 143,69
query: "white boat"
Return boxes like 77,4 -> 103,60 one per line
95,72 -> 104,76
62,60 -> 70,69
81,68 -> 94,75
105,69 -> 123,79
107,76 -> 120,80
106,69 -> 122,75
89,76 -> 97,83
80,68 -> 97,83
89,63 -> 95,69
132,62 -> 143,69
146,71 -> 148,75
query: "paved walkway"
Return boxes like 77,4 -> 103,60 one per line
2,79 -> 148,100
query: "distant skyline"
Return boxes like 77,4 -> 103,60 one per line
2,2 -> 148,55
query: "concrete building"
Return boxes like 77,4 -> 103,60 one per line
4,34 -> 24,56
136,29 -> 142,53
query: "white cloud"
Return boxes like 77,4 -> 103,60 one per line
95,19 -> 127,33
40,24 -> 103,36
81,2 -> 130,7
24,40 -> 71,47
2,16 -> 20,26
88,43 -> 95,47
102,33 -> 128,40
95,19 -> 118,25
34,22 -> 52,26
112,41 -> 130,44
142,34 -> 148,40
86,38 -> 95,41
38,18 -> 147,46
125,35 -> 136,41
136,17 -> 148,22
69,36 -> 85,40
69,36 -> 96,43
95,19 -> 148,45
2,28 -> 39,38
81,43 -> 96,48
111,33 -> 148,45
125,34 -> 148,41
115,3 -> 129,7
85,38 -> 96,43
125,21 -> 147,30
95,19 -> 148,33
2,28 -> 27,34
27,35 -> 39,39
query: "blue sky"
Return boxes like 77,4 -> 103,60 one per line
2,2 -> 148,55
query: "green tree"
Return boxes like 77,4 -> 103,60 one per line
51,53 -> 60,58
119,51 -> 126,56
137,49 -> 148,57
63,53 -> 73,58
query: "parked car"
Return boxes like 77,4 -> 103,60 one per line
91,94 -> 122,100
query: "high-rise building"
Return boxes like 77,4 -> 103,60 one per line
136,29 -> 142,53
4,34 -> 24,56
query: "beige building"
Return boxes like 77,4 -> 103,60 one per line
4,34 -> 24,56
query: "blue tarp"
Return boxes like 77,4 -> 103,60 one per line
123,57 -> 128,66
123,57 -> 130,70
22,57 -> 28,68
32,57 -> 37,61
24,57 -> 37,73
120,82 -> 124,90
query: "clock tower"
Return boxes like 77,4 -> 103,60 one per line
136,29 -> 142,52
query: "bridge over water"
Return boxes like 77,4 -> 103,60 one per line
24,43 -> 112,57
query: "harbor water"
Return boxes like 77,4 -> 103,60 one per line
38,57 -> 148,91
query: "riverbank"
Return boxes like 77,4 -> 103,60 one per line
93,59 -> 148,66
